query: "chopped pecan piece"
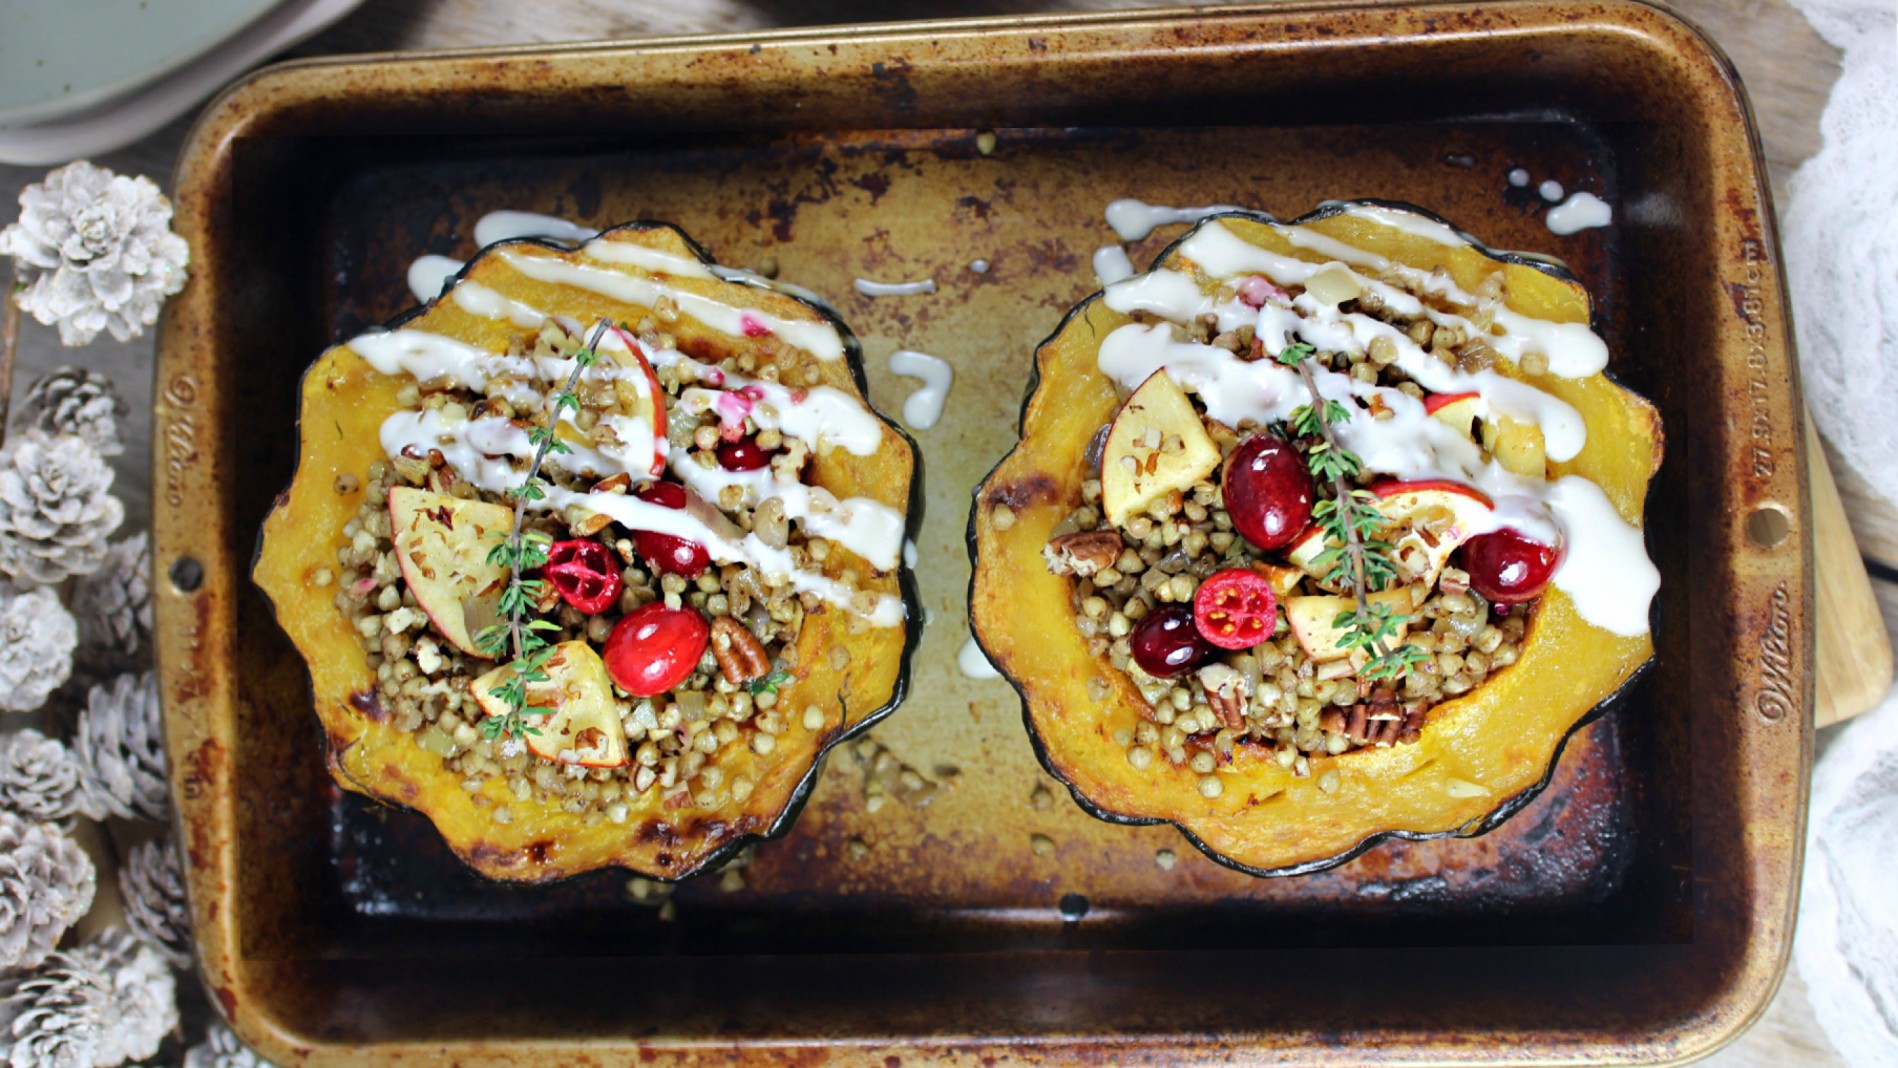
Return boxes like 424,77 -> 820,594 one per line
710,615 -> 771,685
1196,662 -> 1249,731
1042,530 -> 1123,578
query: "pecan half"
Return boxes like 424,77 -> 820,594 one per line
1042,530 -> 1123,578
1196,662 -> 1249,731
710,615 -> 771,685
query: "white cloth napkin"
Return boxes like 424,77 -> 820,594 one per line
1781,0 -> 1898,1063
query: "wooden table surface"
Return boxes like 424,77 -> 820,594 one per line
2,0 -> 1885,1064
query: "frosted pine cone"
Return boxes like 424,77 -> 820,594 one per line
0,161 -> 191,347
77,929 -> 177,1066
0,432 -> 125,585
20,368 -> 128,458
0,584 -> 77,713
185,1022 -> 276,1068
75,672 -> 167,822
0,729 -> 86,821
72,532 -> 151,670
0,810 -> 95,972
0,945 -> 111,1068
117,838 -> 191,969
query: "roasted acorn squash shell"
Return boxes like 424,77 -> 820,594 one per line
968,201 -> 1662,877
253,223 -> 920,884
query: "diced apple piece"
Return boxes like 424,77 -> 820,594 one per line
1100,371 -> 1222,527
1286,523 -> 1332,583
1285,588 -> 1414,663
1481,416 -> 1547,478
1254,561 -> 1306,599
389,486 -> 516,657
471,640 -> 628,768
1425,392 -> 1483,440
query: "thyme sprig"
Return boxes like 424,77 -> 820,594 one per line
474,319 -> 612,740
1275,341 -> 1431,684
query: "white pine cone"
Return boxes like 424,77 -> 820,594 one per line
0,432 -> 125,585
0,930 -> 177,1068
0,729 -> 86,821
0,161 -> 191,347
116,839 -> 190,969
0,810 -> 95,972
72,533 -> 151,670
20,368 -> 128,459
0,584 -> 78,713
76,929 -> 176,1066
0,945 -> 111,1068
184,1022 -> 275,1068
74,673 -> 167,823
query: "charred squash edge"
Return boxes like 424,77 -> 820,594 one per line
966,199 -> 1662,878
252,221 -> 922,884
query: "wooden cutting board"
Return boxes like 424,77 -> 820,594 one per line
1810,418 -> 1893,726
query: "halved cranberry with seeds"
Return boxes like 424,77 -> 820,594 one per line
545,539 -> 623,614
1192,569 -> 1278,650
632,482 -> 711,578
1130,603 -> 1217,679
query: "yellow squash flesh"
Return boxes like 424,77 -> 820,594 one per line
969,207 -> 1662,875
253,224 -> 916,883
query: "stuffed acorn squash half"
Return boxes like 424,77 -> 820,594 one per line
254,223 -> 917,883
970,202 -> 1662,876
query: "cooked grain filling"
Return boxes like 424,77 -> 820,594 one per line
328,319 -> 837,824
1054,299 -> 1534,783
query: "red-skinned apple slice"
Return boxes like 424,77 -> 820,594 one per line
471,640 -> 628,768
1423,390 -> 1480,415
1426,391 -> 1484,440
1099,371 -> 1222,527
606,325 -> 669,476
1371,480 -> 1495,587
388,486 -> 515,657
1287,481 -> 1495,589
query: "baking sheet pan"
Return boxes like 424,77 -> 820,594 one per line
155,3 -> 1811,1062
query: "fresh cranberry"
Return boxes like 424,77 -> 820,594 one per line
603,602 -> 710,697
1193,569 -> 1279,650
716,438 -> 775,471
632,482 -> 711,578
1130,603 -> 1218,678
545,539 -> 623,614
1460,527 -> 1563,604
1222,433 -> 1315,551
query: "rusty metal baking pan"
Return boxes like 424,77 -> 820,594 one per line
155,2 -> 1812,1063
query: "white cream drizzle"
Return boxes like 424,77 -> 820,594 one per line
407,255 -> 465,303
888,349 -> 954,431
853,277 -> 938,297
498,250 -> 847,362
1538,180 -> 1565,203
1104,198 -> 1243,242
1173,220 -> 1609,379
1092,245 -> 1135,287
958,636 -> 1001,679
1508,168 -> 1532,188
473,211 -> 596,248
450,280 -> 546,328
354,239 -> 908,626
581,238 -> 716,279
1546,192 -> 1613,236
1096,216 -> 1656,637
